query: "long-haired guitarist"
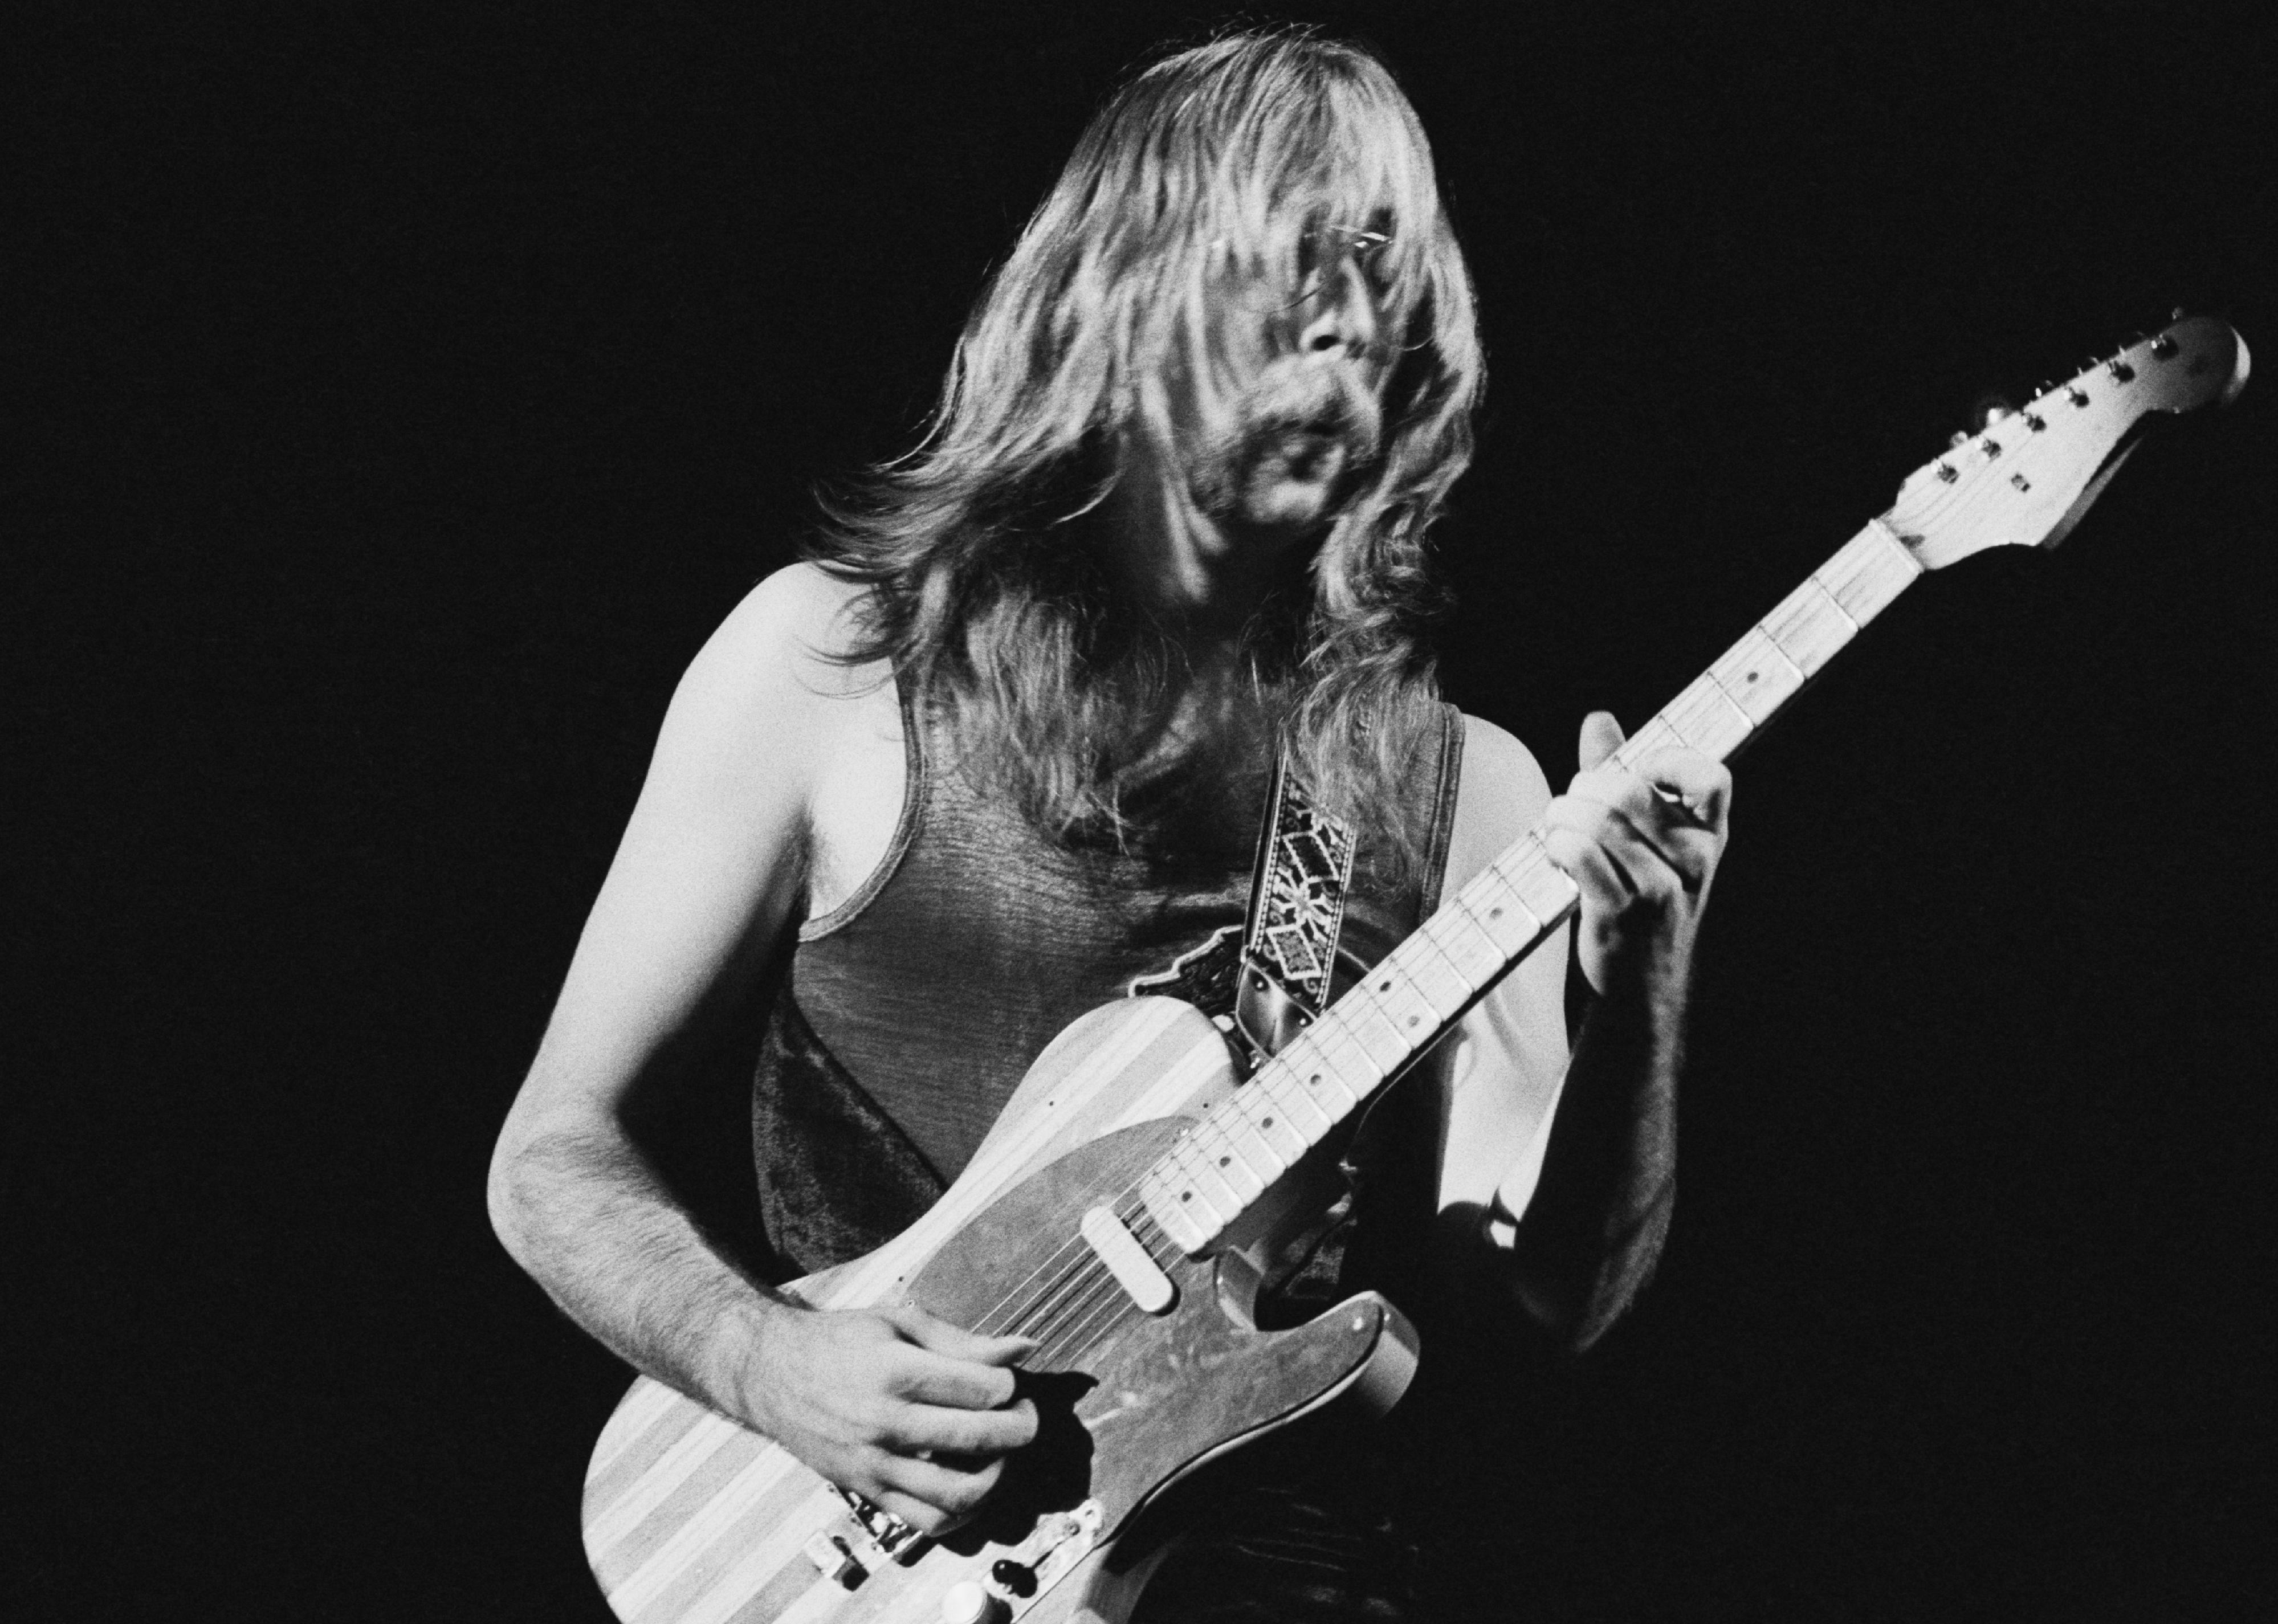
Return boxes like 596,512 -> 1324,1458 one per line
491,28 -> 1731,1619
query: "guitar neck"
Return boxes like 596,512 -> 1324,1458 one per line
1140,515 -> 1927,1253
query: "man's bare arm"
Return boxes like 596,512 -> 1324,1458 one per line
1436,712 -> 1729,1351
487,565 -> 1034,1534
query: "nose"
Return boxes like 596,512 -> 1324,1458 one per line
1296,257 -> 1377,358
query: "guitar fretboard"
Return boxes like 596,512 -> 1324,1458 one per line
1139,516 -> 1926,1252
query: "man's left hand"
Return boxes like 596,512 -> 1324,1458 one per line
1540,710 -> 1733,999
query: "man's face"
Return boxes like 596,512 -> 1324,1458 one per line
1176,223 -> 1393,542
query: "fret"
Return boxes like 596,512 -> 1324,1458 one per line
1188,1112 -> 1270,1202
1708,625 -> 1807,725
1309,1018 -> 1388,1097
1498,839 -> 1582,926
1340,998 -> 1414,1071
1142,1158 -> 1225,1234
1253,1058 -> 1335,1142
1814,518 -> 1922,626
1218,1101 -> 1290,1183
1279,1031 -> 1366,1115
1172,1141 -> 1244,1214
1420,907 -> 1506,988
1144,512 -> 1939,1255
1660,672 -> 1757,758
1154,1134 -> 1215,1213
1762,575 -> 1857,676
1612,713 -> 1686,770
1391,932 -> 1476,1018
1463,866 -> 1545,954
1240,1079 -> 1315,1161
1139,1169 -> 1213,1251
1361,957 -> 1442,1034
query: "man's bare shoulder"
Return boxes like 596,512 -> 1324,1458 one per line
684,562 -> 882,701
645,563 -> 894,806
1448,713 -> 1554,887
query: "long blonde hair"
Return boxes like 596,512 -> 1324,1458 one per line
812,28 -> 1484,862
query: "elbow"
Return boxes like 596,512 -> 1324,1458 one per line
487,1127 -> 536,1265
487,1100 -> 564,1271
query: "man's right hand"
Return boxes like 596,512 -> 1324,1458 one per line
729,1300 -> 1039,1536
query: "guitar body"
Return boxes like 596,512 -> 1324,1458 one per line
581,997 -> 1421,1624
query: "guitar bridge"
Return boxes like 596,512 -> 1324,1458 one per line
830,1486 -> 926,1564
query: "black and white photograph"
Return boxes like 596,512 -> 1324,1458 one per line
17,4 -> 2273,1619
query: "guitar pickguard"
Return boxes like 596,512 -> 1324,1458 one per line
908,1118 -> 1412,1545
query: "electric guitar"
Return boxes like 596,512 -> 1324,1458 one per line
579,316 -> 2248,1624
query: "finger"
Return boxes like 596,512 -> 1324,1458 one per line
889,1345 -> 1026,1410
1566,763 -> 1731,840
1619,749 -> 1734,823
1576,709 -> 1625,773
1539,822 -> 1641,909
887,1303 -> 1037,1368
881,1396 -> 1038,1457
873,1450 -> 1007,1525
1547,791 -> 1702,889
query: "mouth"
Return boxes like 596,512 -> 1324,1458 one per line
1275,431 -> 1342,480
1262,416 -> 1348,475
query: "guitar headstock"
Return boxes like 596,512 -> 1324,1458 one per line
1889,315 -> 2248,570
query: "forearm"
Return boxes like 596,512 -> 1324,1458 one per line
1502,965 -> 1682,1349
488,1122 -> 784,1421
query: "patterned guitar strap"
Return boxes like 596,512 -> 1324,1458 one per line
1126,753 -> 1355,1068
1232,752 -> 1355,1063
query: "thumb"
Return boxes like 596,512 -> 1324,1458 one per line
1577,709 -> 1625,773
888,1302 -> 1037,1367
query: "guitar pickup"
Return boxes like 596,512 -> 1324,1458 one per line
1081,1207 -> 1176,1313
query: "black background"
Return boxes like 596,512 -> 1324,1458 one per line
15,2 -> 2275,1618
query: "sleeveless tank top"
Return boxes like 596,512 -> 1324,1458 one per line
751,679 -> 1466,1282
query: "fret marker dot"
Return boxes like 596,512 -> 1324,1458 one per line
1407,1015 -> 1419,1027
1218,1156 -> 1230,1168
1309,1074 -> 1322,1086
1180,1191 -> 1192,1202
1261,1117 -> 1274,1129
1489,908 -> 1503,919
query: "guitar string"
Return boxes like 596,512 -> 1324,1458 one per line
1021,1195 -> 1166,1354
995,1250 -> 1107,1346
953,1021 -> 1398,1351
987,1195 -> 1172,1366
946,977 -> 1450,1360
1045,1205 -> 1171,1355
1009,1201 -> 1160,1350
1017,1198 -> 1187,1368
953,1004 -> 1393,1333
1051,1209 -> 1189,1368
933,525 -> 1922,1356
965,525 -> 1929,1345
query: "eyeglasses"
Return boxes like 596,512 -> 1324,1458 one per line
1216,225 -> 1395,313
1303,225 -> 1393,286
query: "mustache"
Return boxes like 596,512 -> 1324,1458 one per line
1234,360 -> 1384,466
